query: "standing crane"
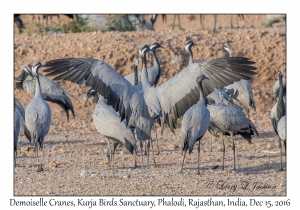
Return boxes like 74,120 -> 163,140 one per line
270,69 -> 286,170
25,62 -> 52,172
15,65 -> 76,122
181,74 -> 210,175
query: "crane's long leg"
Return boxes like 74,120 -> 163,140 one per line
210,134 -> 213,163
36,145 -> 44,172
221,134 -> 225,170
213,14 -> 217,33
200,15 -> 204,30
153,123 -> 161,155
178,15 -> 181,29
197,140 -> 201,175
133,150 -> 137,168
140,140 -> 144,167
106,138 -> 112,168
232,134 -> 236,172
278,137 -> 283,171
111,140 -> 115,168
172,15 -> 176,30
144,142 -> 147,155
180,150 -> 187,173
147,139 -> 150,168
150,138 -> 157,167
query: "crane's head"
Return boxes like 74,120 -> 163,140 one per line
132,58 -> 139,66
139,44 -> 151,58
197,74 -> 209,83
14,65 -> 32,83
278,69 -> 285,77
185,40 -> 197,52
150,42 -> 163,51
222,43 -> 231,56
84,87 -> 98,104
32,61 -> 42,77
21,65 -> 33,76
224,87 -> 239,100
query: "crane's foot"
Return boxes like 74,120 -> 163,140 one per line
156,150 -> 161,155
37,163 -> 44,172
197,171 -> 201,175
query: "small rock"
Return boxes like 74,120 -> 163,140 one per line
80,169 -> 85,177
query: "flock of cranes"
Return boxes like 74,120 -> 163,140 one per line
14,39 -> 286,174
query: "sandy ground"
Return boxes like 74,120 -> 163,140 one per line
14,14 -> 286,196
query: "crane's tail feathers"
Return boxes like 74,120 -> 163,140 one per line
271,118 -> 278,135
238,132 -> 252,144
44,96 -> 75,121
24,125 -> 32,143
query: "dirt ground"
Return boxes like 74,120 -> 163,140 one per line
14,14 -> 286,196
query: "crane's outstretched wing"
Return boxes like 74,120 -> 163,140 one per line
156,57 -> 257,132
43,58 -> 135,124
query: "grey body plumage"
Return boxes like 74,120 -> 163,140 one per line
181,74 -> 210,175
84,88 -> 137,168
25,62 -> 52,172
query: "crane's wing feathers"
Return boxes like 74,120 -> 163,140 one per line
156,57 -> 257,132
44,58 -> 135,123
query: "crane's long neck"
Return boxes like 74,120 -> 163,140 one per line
198,80 -> 205,105
188,48 -> 194,65
225,51 -> 230,58
34,75 -> 42,98
152,49 -> 160,68
277,74 -> 285,118
133,64 -> 138,86
141,55 -> 151,88
151,48 -> 161,86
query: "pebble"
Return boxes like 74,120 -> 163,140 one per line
80,169 -> 85,177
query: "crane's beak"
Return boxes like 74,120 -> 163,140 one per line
14,76 -> 22,83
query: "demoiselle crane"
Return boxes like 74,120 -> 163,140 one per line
43,44 -> 257,168
207,102 -> 258,172
185,40 -> 197,65
270,69 -> 286,170
25,61 -> 52,172
124,42 -> 163,86
15,65 -> 76,121
181,74 -> 210,175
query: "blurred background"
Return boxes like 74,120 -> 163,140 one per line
14,14 -> 286,34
